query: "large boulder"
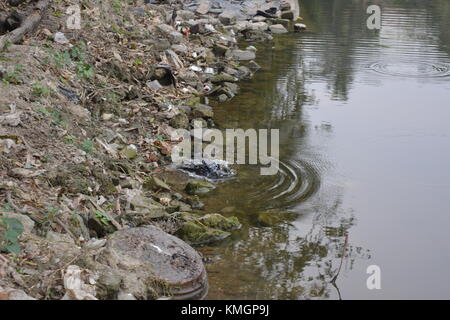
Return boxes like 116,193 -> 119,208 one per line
97,226 -> 208,300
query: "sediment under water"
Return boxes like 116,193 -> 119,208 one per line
199,0 -> 450,299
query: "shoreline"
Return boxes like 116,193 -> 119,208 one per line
0,0 -> 304,300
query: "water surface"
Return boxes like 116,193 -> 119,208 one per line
201,0 -> 450,299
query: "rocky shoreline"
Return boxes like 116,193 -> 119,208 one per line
0,0 -> 304,300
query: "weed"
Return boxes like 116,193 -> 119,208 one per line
0,216 -> 24,255
32,82 -> 51,97
80,139 -> 95,153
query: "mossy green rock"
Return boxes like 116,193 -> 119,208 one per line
176,220 -> 230,245
185,180 -> 215,195
198,213 -> 241,231
175,212 -> 240,245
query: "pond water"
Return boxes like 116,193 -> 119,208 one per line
200,0 -> 450,299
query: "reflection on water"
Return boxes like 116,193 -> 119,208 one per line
201,0 -> 450,299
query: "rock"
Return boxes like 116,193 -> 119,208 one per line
235,65 -> 253,80
230,49 -> 256,61
156,24 -> 183,43
1,212 -> 34,234
185,180 -> 215,195
198,213 -> 241,232
250,22 -> 269,31
46,230 -> 75,244
97,226 -> 208,299
243,29 -> 273,41
143,176 -> 171,191
101,113 -> 114,121
269,24 -> 288,34
223,82 -> 240,95
247,60 -> 261,72
145,38 -> 171,51
146,80 -> 163,91
169,113 -> 189,129
171,44 -> 188,54
218,94 -> 228,102
294,23 -> 307,32
213,44 -> 229,57
179,159 -> 235,180
210,73 -> 238,84
255,9 -> 277,19
177,10 -> 196,20
66,104 -> 91,121
281,1 -> 291,11
252,16 -> 267,22
281,10 -> 295,20
176,219 -> 230,245
191,103 -> 214,118
54,32 -> 69,44
196,0 -> 210,15
257,211 -> 285,227
0,287 -> 36,300
120,145 -> 138,160
218,11 -> 236,26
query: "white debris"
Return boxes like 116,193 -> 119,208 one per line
62,265 -> 97,300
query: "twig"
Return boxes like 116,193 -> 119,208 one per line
5,191 -> 42,224
6,191 -> 28,214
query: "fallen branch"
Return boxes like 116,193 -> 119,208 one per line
0,0 -> 51,51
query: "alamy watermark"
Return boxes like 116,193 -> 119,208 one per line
171,121 -> 280,175
366,5 -> 381,30
366,265 -> 381,290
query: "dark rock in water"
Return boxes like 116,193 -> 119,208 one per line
179,159 -> 235,180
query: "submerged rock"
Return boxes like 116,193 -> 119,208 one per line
185,180 -> 215,195
175,212 -> 241,245
230,49 -> 256,61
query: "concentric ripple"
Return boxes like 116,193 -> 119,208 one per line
369,61 -> 450,78
242,159 -> 321,209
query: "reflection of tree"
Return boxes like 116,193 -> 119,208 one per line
202,194 -> 371,299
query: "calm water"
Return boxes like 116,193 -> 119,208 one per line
200,0 -> 450,299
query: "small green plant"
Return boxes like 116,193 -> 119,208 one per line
80,139 -> 94,153
1,64 -> 23,84
63,134 -> 76,145
95,210 -> 111,226
32,82 -> 51,97
0,216 -> 24,255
